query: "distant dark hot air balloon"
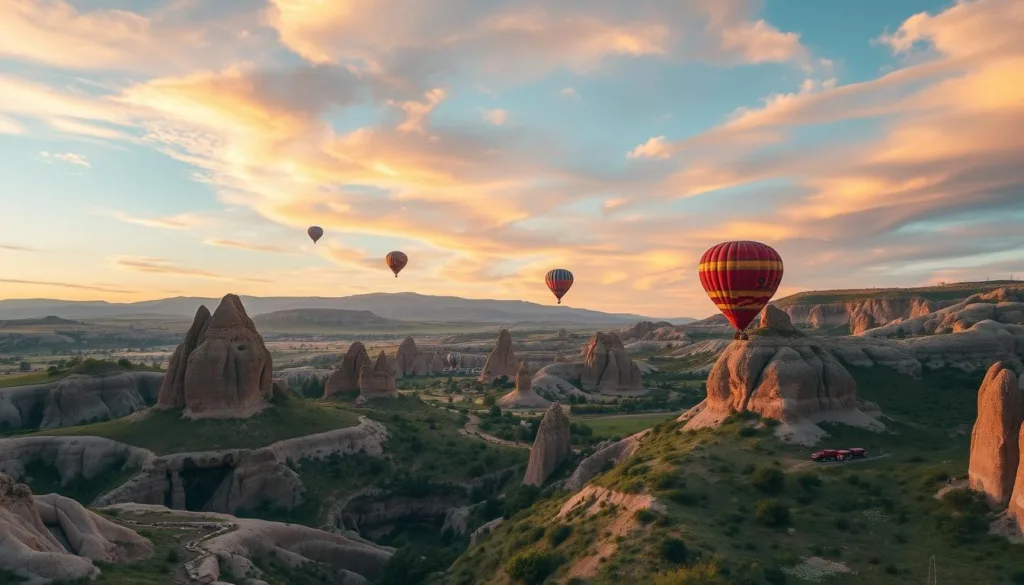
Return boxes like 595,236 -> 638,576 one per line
307,226 -> 323,244
545,269 -> 574,304
446,352 -> 461,370
385,251 -> 408,277
698,240 -> 784,340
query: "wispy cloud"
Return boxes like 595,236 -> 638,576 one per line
105,210 -> 210,230
112,256 -> 271,283
203,239 -> 297,255
0,115 -> 24,135
483,108 -> 508,126
0,278 -> 132,294
0,244 -> 35,252
38,151 -> 90,167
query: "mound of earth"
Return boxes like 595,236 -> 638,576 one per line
157,294 -> 274,419
969,361 -> 1024,506
680,332 -> 883,445
523,404 -> 571,486
496,361 -> 551,409
0,370 -> 163,431
0,473 -> 153,583
102,503 -> 393,585
253,308 -> 402,329
479,329 -> 519,382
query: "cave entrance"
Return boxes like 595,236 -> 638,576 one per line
179,461 -> 232,511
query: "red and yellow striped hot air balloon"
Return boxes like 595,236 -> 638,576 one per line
545,269 -> 574,304
698,241 -> 784,340
385,251 -> 408,277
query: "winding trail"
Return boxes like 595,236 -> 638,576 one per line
116,517 -> 237,584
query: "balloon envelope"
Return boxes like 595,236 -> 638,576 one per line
446,352 -> 461,369
385,251 -> 408,277
698,241 -> 784,333
545,269 -> 574,304
307,226 -> 323,244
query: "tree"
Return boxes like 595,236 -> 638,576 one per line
755,499 -> 790,527
483,393 -> 497,407
505,550 -> 555,584
18,361 -> 31,372
751,466 -> 785,494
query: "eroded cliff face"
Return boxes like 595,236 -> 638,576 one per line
782,297 -> 940,333
968,362 -> 1024,506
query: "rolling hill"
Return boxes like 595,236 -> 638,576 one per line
0,293 -> 673,326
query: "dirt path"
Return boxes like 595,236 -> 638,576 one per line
785,453 -> 891,473
116,517 -> 236,584
460,412 -> 530,450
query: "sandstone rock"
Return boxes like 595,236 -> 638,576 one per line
581,332 -> 643,393
620,321 -> 674,342
564,430 -> 649,492
395,337 -> 427,377
681,336 -> 881,444
783,296 -> 939,332
861,288 -> 1024,339
760,305 -> 795,332
0,474 -> 152,583
359,352 -> 398,399
497,362 -> 552,409
479,329 -> 519,382
850,313 -> 876,335
1009,425 -> 1024,531
969,362 -> 1024,506
0,436 -> 154,492
523,404 -> 572,486
326,342 -> 373,397
157,305 -> 211,409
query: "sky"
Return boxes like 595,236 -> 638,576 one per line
0,0 -> 1022,319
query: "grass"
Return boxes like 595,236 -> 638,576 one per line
20,459 -> 137,504
0,358 -> 164,389
39,393 -> 362,454
773,280 -> 1022,307
0,370 -> 62,388
574,413 -> 678,440
88,517 -> 207,584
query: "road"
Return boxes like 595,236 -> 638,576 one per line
785,453 -> 891,473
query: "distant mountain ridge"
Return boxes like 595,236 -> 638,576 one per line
0,293 -> 672,325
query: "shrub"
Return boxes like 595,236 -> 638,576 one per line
634,509 -> 657,524
505,550 -> 556,584
651,563 -> 727,585
796,473 -> 821,490
755,499 -> 790,527
547,524 -> 573,547
751,467 -> 785,494
659,537 -> 688,563
764,567 -> 787,584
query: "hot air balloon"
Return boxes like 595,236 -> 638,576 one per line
698,240 -> 784,340
545,269 -> 574,304
446,352 -> 461,370
307,226 -> 323,244
385,251 -> 408,277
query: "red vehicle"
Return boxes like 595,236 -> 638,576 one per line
811,447 -> 868,462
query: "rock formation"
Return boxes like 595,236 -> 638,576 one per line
969,362 -> 1024,506
0,473 -> 153,582
680,336 -> 881,444
395,336 -> 428,377
760,305 -> 796,332
359,352 -> 398,399
479,329 -> 519,382
156,294 -> 273,419
325,342 -> 372,396
523,404 -> 572,486
581,332 -> 643,393
496,361 -> 552,409
564,430 -> 649,492
860,287 -> 1024,338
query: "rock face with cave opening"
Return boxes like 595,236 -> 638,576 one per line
156,294 -> 273,419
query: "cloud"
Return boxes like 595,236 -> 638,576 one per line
203,239 -> 297,255
0,278 -> 133,294
112,256 -> 271,283
483,108 -> 508,126
0,115 -> 24,135
627,136 -> 671,160
390,88 -> 447,134
559,87 -> 579,100
0,244 -> 35,252
106,211 -> 211,230
38,151 -> 90,167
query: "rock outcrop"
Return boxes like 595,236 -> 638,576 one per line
479,329 -> 519,382
969,362 -> 1024,506
760,305 -> 796,332
564,430 -> 649,492
359,352 -> 398,399
395,337 -> 428,377
681,336 -> 881,444
496,362 -> 552,409
523,404 -> 572,486
0,473 -> 153,582
325,342 -> 373,397
581,332 -> 643,393
156,295 -> 273,419
780,296 -> 940,332
620,321 -> 675,342
860,288 -> 1024,338
0,371 -> 163,432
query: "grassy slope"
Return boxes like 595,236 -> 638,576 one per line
575,413 -> 678,439
773,280 -> 1021,307
0,361 -> 163,389
39,395 -> 362,454
440,364 -> 1016,585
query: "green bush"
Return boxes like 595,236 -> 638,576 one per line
651,563 -> 727,584
505,550 -> 557,585
796,473 -> 821,491
659,537 -> 688,563
755,499 -> 790,527
546,524 -> 573,547
751,467 -> 785,494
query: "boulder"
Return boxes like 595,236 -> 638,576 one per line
395,337 -> 427,377
325,342 -> 372,397
580,332 -> 643,393
969,362 -> 1024,506
478,329 -> 519,382
681,336 -> 881,444
759,305 -> 795,332
496,362 -> 552,409
359,352 -> 398,399
523,404 -> 572,486
0,473 -> 152,582
156,295 -> 273,419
